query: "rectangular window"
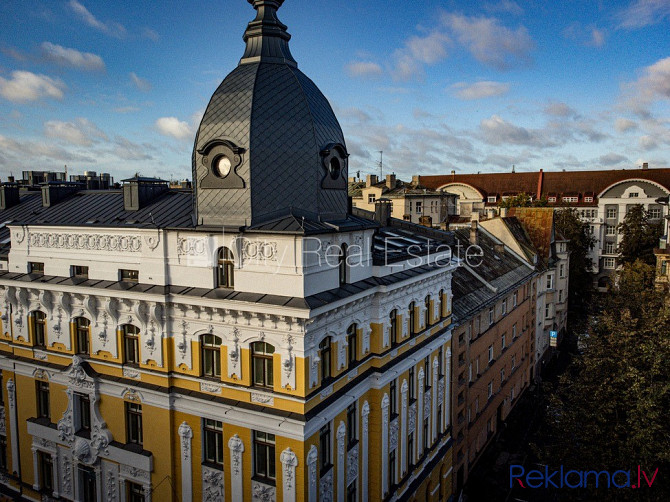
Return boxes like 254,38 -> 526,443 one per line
347,483 -> 357,502
500,368 -> 505,382
501,299 -> 507,316
487,381 -> 493,399
347,325 -> 357,366
368,194 -> 376,204
512,324 -> 517,338
0,435 -> 6,472
606,208 -> 616,219
38,451 -> 54,494
559,263 -> 565,277
123,325 -> 140,365
75,317 -> 90,355
513,292 -> 518,307
548,196 -> 556,203
629,192 -> 638,198
424,356 -> 430,389
545,304 -> 551,319
438,346 -> 443,377
408,367 -> 415,401
407,431 -> 414,469
319,423 -> 331,475
606,225 -> 616,235
72,265 -> 89,278
501,333 -> 506,349
488,345 -> 493,362
389,449 -> 396,487
29,262 -> 44,275
423,417 -> 429,451
488,307 -> 494,326
558,290 -> 563,302
649,208 -> 662,219
347,403 -> 357,448
585,196 -> 593,203
75,393 -> 91,432
562,196 -> 578,203
606,242 -> 616,254
390,379 -> 397,416
36,381 -> 50,420
604,257 -> 616,269
203,419 -> 223,466
487,196 -> 497,203
546,274 -> 554,290
127,482 -> 145,502
416,201 -> 422,214
125,402 -> 143,446
468,363 -> 472,382
31,311 -> 47,347
78,465 -> 97,501
253,431 -> 276,482
120,269 -> 139,282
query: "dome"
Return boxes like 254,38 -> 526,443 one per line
192,0 -> 349,228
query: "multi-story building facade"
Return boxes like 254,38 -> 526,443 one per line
449,220 -> 537,495
420,166 -> 669,286
349,175 -> 458,227
0,3 -> 457,502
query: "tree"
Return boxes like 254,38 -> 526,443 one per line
497,193 -> 548,209
618,204 -> 663,266
540,260 -> 670,500
555,208 -> 595,315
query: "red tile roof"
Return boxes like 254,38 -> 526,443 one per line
419,167 -> 670,203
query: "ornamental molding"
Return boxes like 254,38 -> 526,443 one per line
28,232 -> 142,253
120,464 -> 150,482
200,382 -> 222,394
242,239 -> 278,262
228,434 -> 245,478
319,468 -> 333,502
252,480 -> 276,502
250,392 -> 274,406
280,447 -> 298,492
389,418 -> 399,451
347,443 -> 358,485
201,465 -> 225,502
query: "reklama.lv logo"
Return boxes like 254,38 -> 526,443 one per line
510,465 -> 659,489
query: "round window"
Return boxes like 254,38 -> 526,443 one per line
329,157 -> 341,180
214,156 -> 232,178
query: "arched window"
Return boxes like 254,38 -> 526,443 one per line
122,324 -> 140,365
201,334 -> 222,378
252,342 -> 275,389
390,310 -> 398,347
409,302 -> 416,335
339,243 -> 348,285
319,337 -> 332,383
74,317 -> 90,355
216,247 -> 234,288
347,324 -> 357,366
424,295 -> 431,327
438,289 -> 445,318
30,311 -> 47,347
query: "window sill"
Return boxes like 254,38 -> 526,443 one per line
251,476 -> 276,487
202,461 -> 224,471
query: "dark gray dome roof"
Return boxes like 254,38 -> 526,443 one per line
192,0 -> 349,228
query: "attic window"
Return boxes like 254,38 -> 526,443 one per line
487,196 -> 497,203
629,192 -> 639,198
584,196 -> 594,203
368,194 -> 376,204
548,197 -> 557,203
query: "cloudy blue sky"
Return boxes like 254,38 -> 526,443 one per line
0,0 -> 668,182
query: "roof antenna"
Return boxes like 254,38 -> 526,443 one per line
512,164 -> 515,173
149,211 -> 157,226
377,151 -> 383,179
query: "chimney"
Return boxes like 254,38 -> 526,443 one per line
469,217 -> 478,245
122,176 -> 169,211
0,184 -> 20,210
536,169 -> 544,200
419,215 -> 432,227
374,198 -> 392,226
411,175 -> 420,187
386,174 -> 397,189
642,162 -> 649,170
451,170 -> 456,180
366,174 -> 378,187
41,181 -> 83,207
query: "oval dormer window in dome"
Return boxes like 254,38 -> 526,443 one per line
321,143 -> 348,189
197,139 -> 245,189
215,155 -> 232,178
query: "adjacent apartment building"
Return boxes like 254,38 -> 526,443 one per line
0,3 -> 457,502
450,219 -> 537,494
349,175 -> 458,227
420,166 -> 668,288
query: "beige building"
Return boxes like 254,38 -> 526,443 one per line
349,175 -> 458,227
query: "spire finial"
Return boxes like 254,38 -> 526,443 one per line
241,0 -> 296,67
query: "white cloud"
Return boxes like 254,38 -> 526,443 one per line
44,118 -> 107,146
544,102 -> 578,118
345,61 -> 383,79
563,23 -> 606,48
142,28 -> 160,42
451,81 -> 510,100
112,136 -> 154,161
638,135 -> 658,150
598,153 -> 629,166
69,0 -> 126,38
40,42 -> 105,71
616,0 -> 670,30
0,134 -> 96,165
441,13 -> 534,70
622,56 -> 670,115
480,115 -> 554,147
391,31 -> 451,81
0,71 -> 65,103
615,118 -> 638,132
155,117 -> 193,140
130,72 -> 152,92
484,1 -> 524,16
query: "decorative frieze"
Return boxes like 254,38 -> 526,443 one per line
250,392 -> 274,406
201,465 -> 225,502
28,232 -> 142,253
319,468 -> 334,502
200,382 -> 222,394
252,479 -> 276,502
